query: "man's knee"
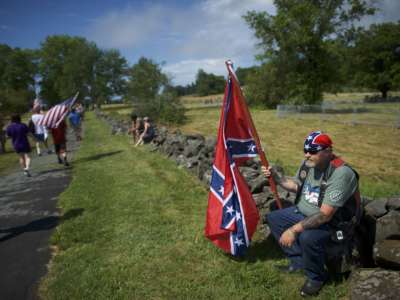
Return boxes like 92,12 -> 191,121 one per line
299,230 -> 330,248
299,231 -> 314,246
264,210 -> 278,226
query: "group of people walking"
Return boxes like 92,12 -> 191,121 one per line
128,114 -> 155,146
4,102 -> 84,177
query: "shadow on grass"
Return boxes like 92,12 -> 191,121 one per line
0,208 -> 84,242
229,234 -> 285,263
74,150 -> 124,164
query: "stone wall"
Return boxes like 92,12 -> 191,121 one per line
96,110 -> 400,297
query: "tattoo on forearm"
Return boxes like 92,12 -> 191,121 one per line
300,212 -> 330,230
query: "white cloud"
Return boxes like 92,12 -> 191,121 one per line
86,0 -> 399,85
87,4 -> 166,49
361,0 -> 400,26
86,0 -> 274,85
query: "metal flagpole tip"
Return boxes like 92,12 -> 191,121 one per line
225,60 -> 238,82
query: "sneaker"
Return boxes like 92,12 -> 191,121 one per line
38,153 -> 42,156
300,279 -> 325,297
47,149 -> 53,154
23,170 -> 31,177
58,157 -> 63,164
64,161 -> 70,167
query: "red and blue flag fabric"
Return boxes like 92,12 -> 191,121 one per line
205,62 -> 260,256
39,93 -> 78,129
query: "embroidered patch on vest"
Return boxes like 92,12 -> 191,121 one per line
300,170 -> 307,180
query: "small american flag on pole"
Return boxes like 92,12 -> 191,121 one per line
39,92 -> 79,128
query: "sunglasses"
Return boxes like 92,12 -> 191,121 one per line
304,148 -> 326,155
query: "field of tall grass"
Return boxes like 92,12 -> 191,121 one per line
179,106 -> 400,197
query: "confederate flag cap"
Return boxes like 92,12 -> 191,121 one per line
304,131 -> 332,153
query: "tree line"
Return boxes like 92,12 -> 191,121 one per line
0,35 -> 186,124
242,0 -> 400,107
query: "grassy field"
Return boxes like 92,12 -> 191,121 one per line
177,105 -> 400,197
99,93 -> 400,198
0,150 -> 19,175
38,112 -> 349,299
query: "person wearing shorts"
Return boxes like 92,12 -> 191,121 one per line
51,119 -> 69,167
31,107 -> 52,156
6,114 -> 32,176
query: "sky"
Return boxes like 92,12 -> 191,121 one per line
0,0 -> 399,86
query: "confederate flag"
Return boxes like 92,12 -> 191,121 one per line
205,61 -> 260,256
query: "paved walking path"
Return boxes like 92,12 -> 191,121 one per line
0,130 -> 79,300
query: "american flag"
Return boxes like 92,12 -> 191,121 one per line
205,61 -> 260,256
39,93 -> 79,128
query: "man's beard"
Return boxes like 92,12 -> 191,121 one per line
304,159 -> 316,168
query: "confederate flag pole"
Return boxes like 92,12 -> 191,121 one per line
225,60 -> 282,209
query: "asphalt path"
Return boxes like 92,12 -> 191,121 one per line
0,130 -> 79,300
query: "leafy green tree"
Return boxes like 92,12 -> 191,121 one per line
235,66 -> 258,86
127,57 -> 168,101
244,64 -> 284,108
39,35 -> 128,106
127,57 -> 185,124
171,83 -> 196,96
244,0 -> 376,105
38,35 -> 98,105
0,44 -> 36,116
351,22 -> 400,98
92,49 -> 128,106
195,69 -> 225,96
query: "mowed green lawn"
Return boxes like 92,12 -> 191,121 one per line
39,112 -> 348,299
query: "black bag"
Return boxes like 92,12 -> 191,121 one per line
28,119 -> 35,134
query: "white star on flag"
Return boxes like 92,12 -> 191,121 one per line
248,144 -> 256,152
218,185 -> 224,196
236,211 -> 241,220
234,238 -> 244,246
226,206 -> 235,215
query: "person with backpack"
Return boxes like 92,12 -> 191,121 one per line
261,131 -> 359,297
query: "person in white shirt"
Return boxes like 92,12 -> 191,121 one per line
31,107 -> 52,156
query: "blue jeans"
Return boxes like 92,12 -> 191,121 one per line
266,206 -> 331,282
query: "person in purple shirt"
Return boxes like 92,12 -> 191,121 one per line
6,114 -> 32,176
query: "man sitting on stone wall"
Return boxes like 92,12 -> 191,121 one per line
262,131 -> 360,297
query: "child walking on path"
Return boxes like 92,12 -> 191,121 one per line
50,119 -> 69,167
6,114 -> 32,176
